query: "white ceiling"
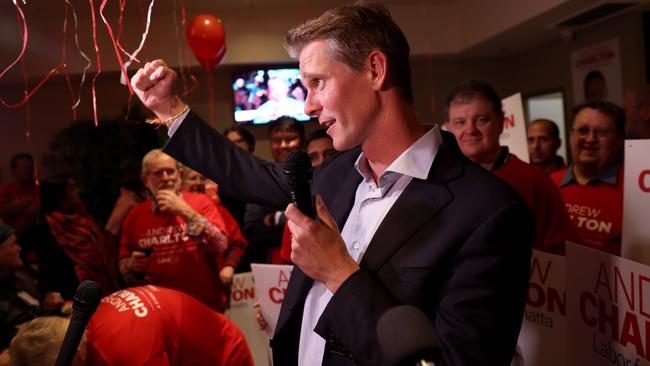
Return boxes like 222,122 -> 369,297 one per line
0,0 -> 648,85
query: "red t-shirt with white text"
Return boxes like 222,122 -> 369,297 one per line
120,192 -> 228,310
551,165 -> 623,255
83,286 -> 253,366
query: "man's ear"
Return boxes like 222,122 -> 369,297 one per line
367,51 -> 388,92
496,115 -> 505,134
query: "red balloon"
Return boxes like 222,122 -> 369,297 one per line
186,14 -> 226,69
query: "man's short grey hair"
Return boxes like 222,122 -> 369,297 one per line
141,149 -> 179,175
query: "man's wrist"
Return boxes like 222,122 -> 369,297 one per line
154,96 -> 187,121
325,260 -> 360,293
179,203 -> 198,221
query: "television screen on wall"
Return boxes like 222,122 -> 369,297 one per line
232,66 -> 309,124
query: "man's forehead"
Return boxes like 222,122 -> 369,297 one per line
528,122 -> 553,135
149,156 -> 176,169
299,40 -> 336,72
574,108 -> 614,127
449,97 -> 496,115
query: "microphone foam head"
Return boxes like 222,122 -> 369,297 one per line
282,151 -> 312,186
377,305 -> 441,366
72,281 -> 103,320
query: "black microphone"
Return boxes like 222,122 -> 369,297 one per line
282,151 -> 315,219
54,280 -> 103,366
377,305 -> 442,366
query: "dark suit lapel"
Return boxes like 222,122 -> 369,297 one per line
274,266 -> 311,336
328,171 -> 363,229
359,178 -> 451,271
360,132 -> 464,271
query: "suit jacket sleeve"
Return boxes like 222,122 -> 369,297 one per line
164,111 -> 291,210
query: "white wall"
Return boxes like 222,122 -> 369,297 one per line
526,93 -> 568,161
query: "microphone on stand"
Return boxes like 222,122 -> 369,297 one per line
377,305 -> 442,366
54,280 -> 103,366
282,151 -> 315,219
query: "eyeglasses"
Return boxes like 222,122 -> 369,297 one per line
571,127 -> 613,139
149,168 -> 177,178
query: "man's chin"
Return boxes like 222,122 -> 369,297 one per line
153,186 -> 176,195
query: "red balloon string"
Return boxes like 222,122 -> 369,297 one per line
89,0 -> 102,127
1,2 -> 69,110
20,59 -> 31,155
19,57 -> 39,188
117,0 -> 128,47
61,2 -> 78,121
0,1 -> 28,80
177,0 -> 198,97
206,68 -> 216,124
139,0 -> 147,21
1,65 -> 67,109
100,0 -> 134,95
63,0 -> 92,114
180,74 -> 198,98
116,0 -> 132,64
171,0 -> 186,88
125,93 -> 134,122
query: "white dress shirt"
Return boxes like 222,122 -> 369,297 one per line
298,126 -> 442,365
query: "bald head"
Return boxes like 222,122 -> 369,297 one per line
529,119 -> 560,139
527,119 -> 562,170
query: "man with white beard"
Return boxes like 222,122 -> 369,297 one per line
119,149 -> 232,311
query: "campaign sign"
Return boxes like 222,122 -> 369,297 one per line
570,38 -> 624,105
225,272 -> 271,366
517,250 -> 567,366
567,242 -> 650,366
622,140 -> 650,265
500,93 -> 529,162
251,263 -> 294,336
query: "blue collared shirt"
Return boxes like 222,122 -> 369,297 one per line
559,161 -> 620,187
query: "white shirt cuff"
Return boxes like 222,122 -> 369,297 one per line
167,108 -> 191,137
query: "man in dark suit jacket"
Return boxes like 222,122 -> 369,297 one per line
130,3 -> 534,365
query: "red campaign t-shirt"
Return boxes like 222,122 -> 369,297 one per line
214,201 -> 248,269
494,155 -> 579,254
551,166 -> 623,255
280,224 -> 293,264
83,286 -> 254,366
120,192 -> 228,310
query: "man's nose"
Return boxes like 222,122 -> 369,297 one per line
465,121 -> 479,134
304,92 -> 320,118
584,131 -> 598,142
